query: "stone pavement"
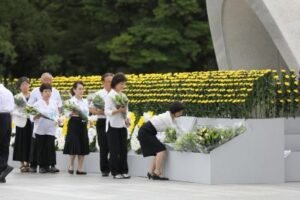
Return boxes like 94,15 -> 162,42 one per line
1,171 -> 300,200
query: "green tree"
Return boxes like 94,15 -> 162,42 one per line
0,0 -> 216,79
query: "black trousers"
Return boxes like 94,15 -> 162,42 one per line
35,135 -> 56,168
0,113 -> 12,172
107,126 -> 128,176
30,137 -> 38,168
96,119 -> 110,173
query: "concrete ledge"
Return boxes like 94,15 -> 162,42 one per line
8,118 -> 285,184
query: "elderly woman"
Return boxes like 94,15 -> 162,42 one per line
12,77 -> 32,173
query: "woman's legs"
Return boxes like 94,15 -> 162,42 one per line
149,157 -> 156,174
154,150 -> 166,176
78,155 -> 85,172
69,155 -> 76,170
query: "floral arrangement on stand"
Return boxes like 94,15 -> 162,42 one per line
174,122 -> 247,153
25,69 -> 300,119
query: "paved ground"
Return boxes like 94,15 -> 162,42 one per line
1,171 -> 300,200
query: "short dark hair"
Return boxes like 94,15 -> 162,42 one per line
39,83 -> 52,93
111,72 -> 127,89
70,81 -> 84,96
169,101 -> 185,114
101,73 -> 114,82
17,77 -> 30,89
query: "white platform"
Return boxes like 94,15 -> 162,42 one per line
8,118 -> 285,184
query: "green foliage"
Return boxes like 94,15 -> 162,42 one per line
0,0 -> 216,79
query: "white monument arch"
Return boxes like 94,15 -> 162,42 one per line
206,0 -> 300,73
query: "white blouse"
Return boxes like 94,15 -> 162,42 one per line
150,111 -> 177,132
67,96 -> 89,118
104,89 -> 128,130
0,84 -> 14,113
12,93 -> 30,128
91,89 -> 109,119
28,87 -> 63,108
33,99 -> 59,137
13,93 -> 29,118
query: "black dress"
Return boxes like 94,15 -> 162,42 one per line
13,119 -> 33,162
63,116 -> 90,155
137,121 -> 166,157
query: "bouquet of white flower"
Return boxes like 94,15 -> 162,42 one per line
14,94 -> 27,108
114,92 -> 128,108
64,100 -> 88,120
24,105 -> 56,121
164,128 -> 177,143
113,92 -> 128,118
24,105 -> 39,116
92,94 -> 105,110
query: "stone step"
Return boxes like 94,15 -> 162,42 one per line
285,151 -> 300,182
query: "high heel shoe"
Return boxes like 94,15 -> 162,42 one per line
68,166 -> 74,175
152,173 -> 169,181
147,172 -> 153,180
76,170 -> 87,175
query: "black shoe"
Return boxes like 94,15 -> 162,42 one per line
29,167 -> 37,173
50,166 -> 60,173
0,166 -> 13,180
68,169 -> 74,175
102,172 -> 109,177
0,178 -> 6,183
152,173 -> 169,181
39,168 -> 48,174
76,171 -> 87,175
147,172 -> 153,180
47,167 -> 57,174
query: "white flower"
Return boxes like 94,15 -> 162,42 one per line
10,136 -> 15,146
130,126 -> 141,151
56,137 -> 65,151
143,112 -> 153,122
88,128 -> 97,143
88,115 -> 98,122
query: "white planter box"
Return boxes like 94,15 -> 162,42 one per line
127,118 -> 285,184
9,118 -> 285,184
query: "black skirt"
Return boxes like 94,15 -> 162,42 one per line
35,134 -> 56,167
13,119 -> 33,162
63,117 -> 90,155
138,121 -> 166,157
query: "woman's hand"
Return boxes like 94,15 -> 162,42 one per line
33,114 -> 41,120
118,106 -> 127,113
112,106 -> 126,115
90,108 -> 104,115
125,118 -> 131,127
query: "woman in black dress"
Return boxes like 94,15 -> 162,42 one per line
12,77 -> 32,173
138,102 -> 184,180
63,81 -> 90,175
